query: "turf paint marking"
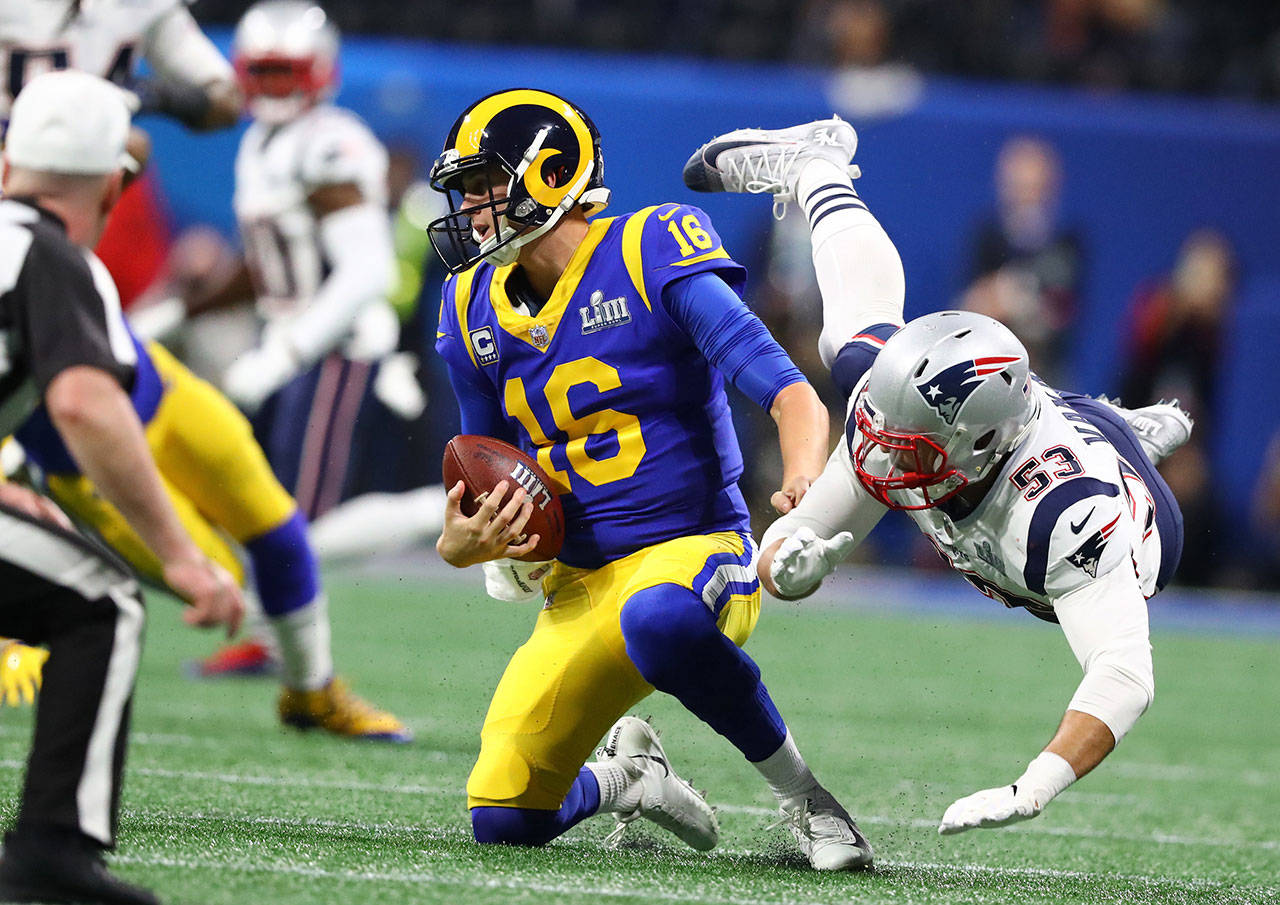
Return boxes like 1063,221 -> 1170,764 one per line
111,846 -> 1275,901
3,757 -> 1274,856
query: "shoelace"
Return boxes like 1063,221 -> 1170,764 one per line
720,150 -> 863,221
719,144 -> 804,223
766,804 -> 811,837
603,810 -> 640,849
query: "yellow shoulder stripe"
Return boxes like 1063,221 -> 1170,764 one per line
667,247 -> 731,268
622,205 -> 671,312
454,266 -> 480,368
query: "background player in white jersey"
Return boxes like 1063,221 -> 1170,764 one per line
0,0 -> 240,135
173,0 -> 400,522
683,120 -> 1192,834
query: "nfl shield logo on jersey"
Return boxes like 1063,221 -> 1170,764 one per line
529,324 -> 551,349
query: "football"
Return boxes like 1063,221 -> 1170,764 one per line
441,434 -> 566,561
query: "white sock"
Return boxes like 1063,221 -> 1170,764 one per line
239,587 -> 280,659
752,730 -> 818,802
270,593 -> 334,691
795,158 -> 869,243
587,761 -> 640,814
793,158 -> 907,367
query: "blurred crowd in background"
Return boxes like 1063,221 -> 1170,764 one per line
190,0 -> 1280,100
738,129 -> 1274,591
123,1 -> 1279,593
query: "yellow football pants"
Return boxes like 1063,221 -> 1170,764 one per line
45,341 -> 296,589
466,531 -> 760,810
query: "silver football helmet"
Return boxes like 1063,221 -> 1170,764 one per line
233,0 -> 339,124
852,311 -> 1038,510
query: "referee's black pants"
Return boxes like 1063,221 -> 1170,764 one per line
0,501 -> 144,850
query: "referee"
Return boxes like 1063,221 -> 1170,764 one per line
0,72 -> 243,904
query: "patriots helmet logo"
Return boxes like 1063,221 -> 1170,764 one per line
915,356 -> 1022,425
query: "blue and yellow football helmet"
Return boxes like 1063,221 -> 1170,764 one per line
427,88 -> 611,274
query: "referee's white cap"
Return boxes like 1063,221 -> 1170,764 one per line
4,70 -> 132,175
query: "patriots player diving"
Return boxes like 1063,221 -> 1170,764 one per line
431,89 -> 873,869
684,119 -> 1192,834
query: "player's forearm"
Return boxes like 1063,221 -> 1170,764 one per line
282,203 -> 396,364
188,259 -> 254,317
757,538 -> 790,599
1043,709 -> 1116,779
1055,569 -> 1155,747
46,368 -> 201,566
199,80 -> 243,130
770,381 -> 829,491
142,8 -> 240,130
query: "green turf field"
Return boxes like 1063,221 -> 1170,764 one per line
2,569 -> 1277,905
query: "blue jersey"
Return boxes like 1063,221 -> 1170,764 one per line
436,203 -> 804,570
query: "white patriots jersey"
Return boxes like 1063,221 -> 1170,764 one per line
234,104 -> 389,323
840,378 -> 1162,622
0,0 -> 182,120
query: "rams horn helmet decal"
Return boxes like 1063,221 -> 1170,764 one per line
427,88 -> 611,274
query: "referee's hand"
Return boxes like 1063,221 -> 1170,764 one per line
0,483 -> 74,532
163,557 -> 245,637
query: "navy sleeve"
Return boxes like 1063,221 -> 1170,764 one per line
829,323 -> 900,399
445,362 -> 518,444
661,271 -> 805,410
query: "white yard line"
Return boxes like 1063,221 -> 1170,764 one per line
111,847 -> 1272,901
4,758 -> 1274,854
111,852 -> 836,905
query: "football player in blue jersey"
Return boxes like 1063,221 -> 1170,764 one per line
429,89 -> 873,869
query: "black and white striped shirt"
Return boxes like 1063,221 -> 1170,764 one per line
0,197 -> 135,435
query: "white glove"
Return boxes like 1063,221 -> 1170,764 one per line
769,527 -> 855,598
482,558 -> 553,603
128,296 -> 187,343
938,785 -> 1039,835
938,752 -> 1076,835
222,337 -> 299,414
373,351 -> 426,420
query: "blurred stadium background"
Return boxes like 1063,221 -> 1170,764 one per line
9,3 -> 1278,903
136,0 -> 1280,592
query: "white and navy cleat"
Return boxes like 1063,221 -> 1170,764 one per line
1098,397 -> 1195,464
683,117 -> 860,215
597,716 -> 719,852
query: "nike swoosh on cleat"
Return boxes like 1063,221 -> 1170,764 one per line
1070,507 -> 1095,534
631,754 -> 670,777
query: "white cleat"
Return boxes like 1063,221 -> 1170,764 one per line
770,783 -> 874,871
683,118 -> 860,214
1098,397 -> 1195,464
597,716 -> 719,852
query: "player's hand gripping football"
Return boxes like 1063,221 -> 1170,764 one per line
163,556 -> 245,637
937,784 -> 1043,834
437,480 -> 541,568
768,526 -> 855,599
0,641 -> 49,707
